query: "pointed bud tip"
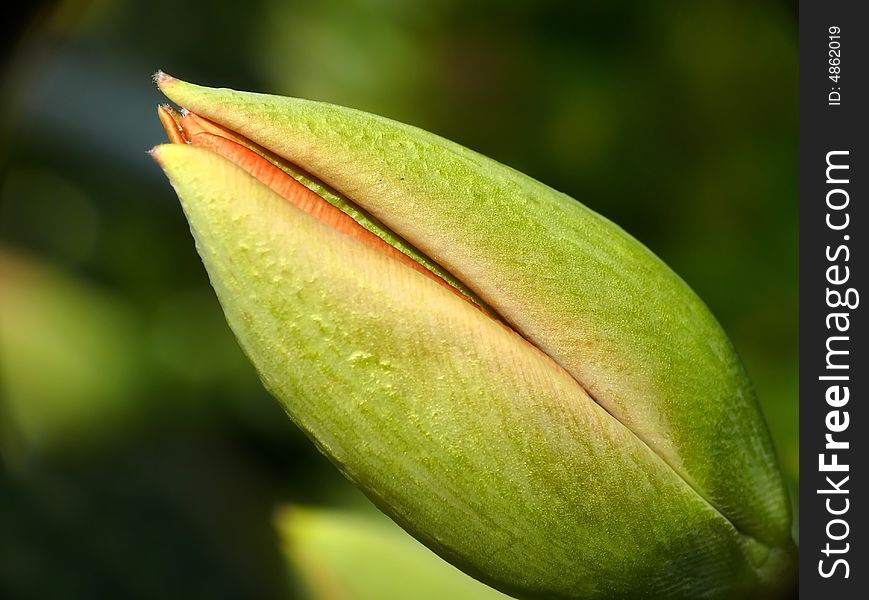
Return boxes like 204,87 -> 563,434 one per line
147,145 -> 165,164
153,70 -> 178,89
157,104 -> 187,144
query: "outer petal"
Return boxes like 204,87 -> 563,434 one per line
156,76 -> 792,554
153,143 -> 775,598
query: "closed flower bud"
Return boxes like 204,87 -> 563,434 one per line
151,73 -> 794,599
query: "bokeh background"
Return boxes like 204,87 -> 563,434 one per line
1,1 -> 797,598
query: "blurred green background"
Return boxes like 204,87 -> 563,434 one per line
0,1 -> 797,598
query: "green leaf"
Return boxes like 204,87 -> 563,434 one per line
278,506 -> 511,600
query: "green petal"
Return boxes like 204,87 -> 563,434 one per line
156,75 -> 791,554
153,142 -> 789,598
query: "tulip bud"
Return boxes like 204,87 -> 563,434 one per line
151,73 -> 794,599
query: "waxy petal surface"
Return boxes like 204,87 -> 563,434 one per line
156,76 -> 791,555
153,143 -> 786,598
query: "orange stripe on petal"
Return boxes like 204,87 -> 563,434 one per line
157,105 -> 186,144
187,131 -> 460,295
180,112 -> 251,146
